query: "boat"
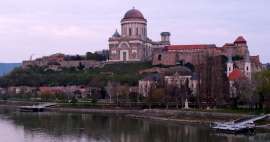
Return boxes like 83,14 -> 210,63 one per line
211,121 -> 255,134
211,114 -> 269,134
18,103 -> 57,112
19,105 -> 45,112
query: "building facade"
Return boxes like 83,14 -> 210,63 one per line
138,74 -> 160,97
152,36 -> 253,66
164,72 -> 198,96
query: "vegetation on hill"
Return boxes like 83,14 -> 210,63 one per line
63,52 -> 108,61
0,62 -> 152,87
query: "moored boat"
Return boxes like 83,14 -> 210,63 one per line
211,122 -> 255,134
19,106 -> 44,112
211,114 -> 269,134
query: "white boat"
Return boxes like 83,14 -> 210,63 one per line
211,121 -> 255,134
211,114 -> 269,134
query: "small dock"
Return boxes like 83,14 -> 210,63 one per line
19,103 -> 57,112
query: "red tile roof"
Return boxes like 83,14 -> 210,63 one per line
165,44 -> 215,50
228,69 -> 246,81
228,69 -> 241,80
234,36 -> 247,44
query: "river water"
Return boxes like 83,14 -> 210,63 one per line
0,108 -> 269,142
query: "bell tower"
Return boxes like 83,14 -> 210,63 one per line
244,51 -> 251,80
161,32 -> 171,45
227,55 -> 233,77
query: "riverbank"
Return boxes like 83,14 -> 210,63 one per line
47,107 -> 255,125
0,101 -> 269,126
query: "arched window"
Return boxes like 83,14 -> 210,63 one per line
158,54 -> 162,61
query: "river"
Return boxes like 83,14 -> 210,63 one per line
0,108 -> 269,142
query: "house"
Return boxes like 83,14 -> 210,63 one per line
0,87 -> 7,95
164,67 -> 198,96
7,86 -> 37,95
138,74 -> 161,97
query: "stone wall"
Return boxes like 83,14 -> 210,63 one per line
152,52 -> 176,66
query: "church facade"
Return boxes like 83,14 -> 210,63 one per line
108,8 -> 170,62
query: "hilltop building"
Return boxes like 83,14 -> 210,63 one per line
108,8 -> 261,69
108,8 -> 170,62
109,8 -> 263,99
152,36 -> 253,66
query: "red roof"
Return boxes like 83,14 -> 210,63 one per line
165,44 -> 214,50
228,69 -> 246,81
234,36 -> 247,44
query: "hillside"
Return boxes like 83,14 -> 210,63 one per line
0,63 -> 21,76
0,62 -> 152,87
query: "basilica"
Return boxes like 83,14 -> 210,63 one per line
108,8 -> 262,83
108,8 -> 170,62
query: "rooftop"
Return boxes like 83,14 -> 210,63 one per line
165,44 -> 216,50
122,8 -> 145,20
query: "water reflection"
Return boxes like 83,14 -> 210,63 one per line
0,108 -> 269,142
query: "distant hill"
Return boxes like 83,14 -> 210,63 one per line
267,63 -> 270,69
0,63 -> 21,76
263,63 -> 270,70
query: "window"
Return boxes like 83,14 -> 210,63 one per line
158,54 -> 162,61
123,28 -> 126,35
129,28 -> 132,36
136,28 -> 139,36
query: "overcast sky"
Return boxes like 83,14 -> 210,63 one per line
0,0 -> 269,63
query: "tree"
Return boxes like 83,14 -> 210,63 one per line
100,87 -> 107,99
146,87 -> 165,109
230,79 -> 253,109
105,81 -> 118,103
195,55 -> 228,108
164,85 -> 173,109
105,83 -> 112,103
77,62 -> 85,70
86,52 -> 106,61
254,70 -> 270,109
